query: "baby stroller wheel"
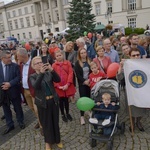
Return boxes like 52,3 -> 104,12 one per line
120,122 -> 125,134
89,138 -> 97,147
107,140 -> 113,150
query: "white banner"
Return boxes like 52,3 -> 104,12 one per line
124,59 -> 150,108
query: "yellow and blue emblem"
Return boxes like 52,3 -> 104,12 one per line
129,70 -> 147,88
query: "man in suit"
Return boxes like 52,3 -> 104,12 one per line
17,48 -> 42,131
0,50 -> 25,135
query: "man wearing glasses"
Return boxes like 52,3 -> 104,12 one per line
0,50 -> 25,134
117,48 -> 145,132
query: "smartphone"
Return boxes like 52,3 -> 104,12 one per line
42,56 -> 48,64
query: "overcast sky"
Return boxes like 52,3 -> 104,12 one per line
0,0 -> 13,4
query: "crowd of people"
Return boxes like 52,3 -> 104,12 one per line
0,32 -> 150,150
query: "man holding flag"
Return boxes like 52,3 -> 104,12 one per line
117,48 -> 147,133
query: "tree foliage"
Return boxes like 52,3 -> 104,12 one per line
66,0 -> 96,41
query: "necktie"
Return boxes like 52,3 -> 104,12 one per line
5,65 -> 9,82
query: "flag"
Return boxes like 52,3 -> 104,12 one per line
124,59 -> 150,108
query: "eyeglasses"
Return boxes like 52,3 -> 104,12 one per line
131,54 -> 140,57
34,62 -> 42,65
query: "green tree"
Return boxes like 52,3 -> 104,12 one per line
66,0 -> 96,41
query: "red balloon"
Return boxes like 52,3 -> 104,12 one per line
88,32 -> 92,39
25,43 -> 31,51
107,63 -> 120,78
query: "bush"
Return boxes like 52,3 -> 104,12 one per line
125,27 -> 145,35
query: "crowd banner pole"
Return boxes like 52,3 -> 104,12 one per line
128,106 -> 134,136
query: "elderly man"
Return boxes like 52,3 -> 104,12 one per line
17,48 -> 42,130
0,51 -> 25,134
103,38 -> 120,63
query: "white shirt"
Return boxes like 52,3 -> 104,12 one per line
1,61 -> 6,79
22,58 -> 31,89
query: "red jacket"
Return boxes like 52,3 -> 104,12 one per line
52,60 -> 76,97
93,56 -> 111,73
20,62 -> 35,97
89,71 -> 105,89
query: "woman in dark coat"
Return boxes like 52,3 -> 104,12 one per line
75,48 -> 91,125
29,56 -> 63,150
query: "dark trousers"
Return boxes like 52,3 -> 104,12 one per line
59,97 -> 69,115
79,85 -> 91,116
2,97 -> 24,128
38,99 -> 60,144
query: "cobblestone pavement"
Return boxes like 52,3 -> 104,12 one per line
0,89 -> 150,150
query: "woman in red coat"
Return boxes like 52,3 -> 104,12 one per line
52,50 -> 76,122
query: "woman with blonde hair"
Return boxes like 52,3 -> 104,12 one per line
64,41 -> 77,103
75,48 -> 91,125
52,50 -> 76,122
29,56 -> 63,150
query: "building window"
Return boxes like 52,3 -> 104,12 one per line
14,20 -> 18,29
97,22 -> 101,25
55,27 -> 59,32
0,24 -> 4,33
7,12 -> 11,18
18,9 -> 22,16
109,20 -> 113,24
95,3 -> 101,16
55,11 -> 59,21
17,34 -> 20,40
63,0 -> 68,5
23,33 -> 26,39
128,17 -> 136,28
32,16 -> 36,25
107,2 -> 112,13
128,0 -> 136,10
64,10 -> 69,21
29,32 -> 32,39
55,0 -> 58,7
13,10 -> 16,17
9,21 -> 13,30
31,5 -> 34,13
24,7 -> 28,14
26,17 -> 30,27
20,18 -> 24,28
0,14 -> 2,21
47,12 -> 51,22
40,15 -> 43,23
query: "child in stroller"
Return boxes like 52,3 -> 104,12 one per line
90,93 -> 119,135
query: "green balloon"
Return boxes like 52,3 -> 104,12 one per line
84,31 -> 87,36
76,97 -> 95,111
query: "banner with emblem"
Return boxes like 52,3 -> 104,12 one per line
124,59 -> 150,108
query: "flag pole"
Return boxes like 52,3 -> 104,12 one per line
128,106 -> 134,136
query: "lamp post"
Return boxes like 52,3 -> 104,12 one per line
105,10 -> 111,24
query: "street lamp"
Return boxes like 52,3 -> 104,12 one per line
105,9 -> 111,24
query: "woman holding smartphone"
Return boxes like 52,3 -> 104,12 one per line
29,56 -> 63,150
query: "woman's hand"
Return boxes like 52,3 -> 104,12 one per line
63,84 -> 69,91
96,102 -> 101,106
40,64 -> 48,73
46,63 -> 53,72
84,79 -> 89,86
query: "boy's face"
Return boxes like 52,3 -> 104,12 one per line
103,97 -> 111,105
91,64 -> 98,74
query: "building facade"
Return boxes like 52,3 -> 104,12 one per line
0,0 -> 150,41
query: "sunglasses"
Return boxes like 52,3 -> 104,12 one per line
131,54 -> 140,57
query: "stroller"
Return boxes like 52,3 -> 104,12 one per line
89,79 -> 125,150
